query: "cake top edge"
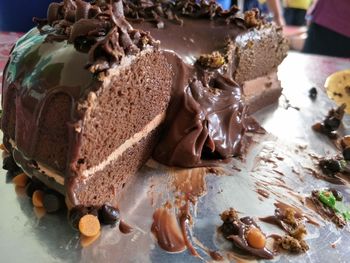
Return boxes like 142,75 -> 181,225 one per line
29,0 -> 269,76
34,0 -> 160,75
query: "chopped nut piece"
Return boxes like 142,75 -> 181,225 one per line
290,225 -> 307,240
198,51 -> 225,69
284,208 -> 297,228
278,235 -> 309,253
220,208 -> 239,222
244,9 -> 262,28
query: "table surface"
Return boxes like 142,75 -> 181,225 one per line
0,32 -> 350,263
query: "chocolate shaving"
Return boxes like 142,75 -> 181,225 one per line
122,0 -> 264,28
34,0 -> 158,75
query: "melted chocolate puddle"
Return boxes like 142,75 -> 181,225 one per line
151,167 -> 218,257
151,205 -> 186,253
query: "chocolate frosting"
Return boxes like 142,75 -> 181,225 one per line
2,0 -> 285,202
41,0 -> 158,74
153,74 -> 258,167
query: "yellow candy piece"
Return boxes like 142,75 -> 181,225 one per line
325,69 -> 350,114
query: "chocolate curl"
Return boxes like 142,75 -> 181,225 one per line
68,18 -> 110,43
110,0 -> 124,18
63,0 -> 77,11
110,0 -> 132,31
47,2 -> 64,25
75,0 -> 92,21
88,27 -> 125,73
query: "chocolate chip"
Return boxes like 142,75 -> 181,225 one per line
319,159 -> 341,175
343,147 -> 350,161
25,177 -> 47,197
25,182 -> 37,198
43,191 -> 64,213
2,155 -> 20,172
324,117 -> 341,131
99,204 -> 120,225
309,87 -> 317,100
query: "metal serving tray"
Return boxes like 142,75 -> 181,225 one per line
1,52 -> 350,263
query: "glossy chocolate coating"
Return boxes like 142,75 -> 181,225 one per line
1,0 -> 287,204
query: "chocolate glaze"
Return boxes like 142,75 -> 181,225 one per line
1,0 -> 287,205
153,52 -> 262,167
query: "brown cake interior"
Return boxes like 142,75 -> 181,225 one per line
68,51 -> 173,205
75,51 -> 172,171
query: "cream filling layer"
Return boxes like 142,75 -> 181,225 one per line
82,112 -> 166,178
9,139 -> 65,185
37,162 -> 65,185
242,70 -> 280,98
9,112 -> 165,185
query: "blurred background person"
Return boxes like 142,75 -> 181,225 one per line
302,0 -> 350,57
283,0 -> 312,26
229,0 -> 285,26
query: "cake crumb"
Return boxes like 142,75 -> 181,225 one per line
198,51 -> 225,69
244,9 -> 262,28
278,235 -> 309,253
290,225 -> 307,240
220,208 -> 239,222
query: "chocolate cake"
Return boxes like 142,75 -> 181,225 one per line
1,0 -> 288,208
